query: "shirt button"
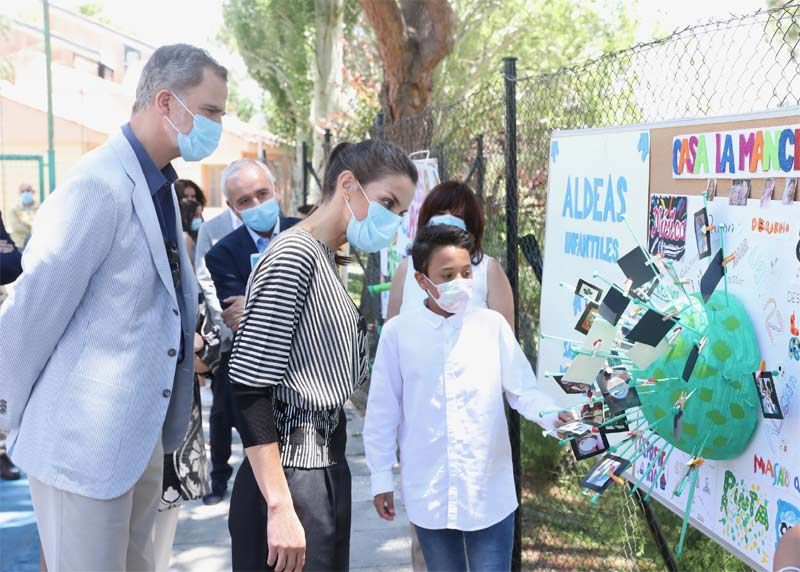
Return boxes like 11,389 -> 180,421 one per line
162,389 -> 172,398
168,349 -> 177,357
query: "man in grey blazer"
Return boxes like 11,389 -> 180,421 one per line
0,44 -> 228,571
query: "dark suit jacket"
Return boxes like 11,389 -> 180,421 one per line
0,211 -> 23,285
205,215 -> 300,308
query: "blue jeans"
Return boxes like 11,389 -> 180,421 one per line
414,512 -> 515,572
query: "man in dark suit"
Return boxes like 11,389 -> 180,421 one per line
204,159 -> 299,504
0,210 -> 23,287
0,210 -> 23,480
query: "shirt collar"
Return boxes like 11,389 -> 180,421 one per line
121,123 -> 177,195
245,217 -> 281,250
420,301 -> 466,330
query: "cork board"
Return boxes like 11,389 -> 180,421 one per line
649,113 -> 800,199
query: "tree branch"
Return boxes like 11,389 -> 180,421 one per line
357,0 -> 406,79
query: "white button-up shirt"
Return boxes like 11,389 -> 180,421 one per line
364,305 -> 559,531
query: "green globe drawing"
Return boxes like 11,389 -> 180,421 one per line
632,291 -> 761,460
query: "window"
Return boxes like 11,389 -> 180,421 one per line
124,46 -> 141,70
97,63 -> 113,80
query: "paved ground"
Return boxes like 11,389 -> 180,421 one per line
0,387 -> 411,571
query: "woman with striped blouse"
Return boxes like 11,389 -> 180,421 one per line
227,140 -> 418,572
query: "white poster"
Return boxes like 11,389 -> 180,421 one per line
631,196 -> 800,572
538,130 -> 651,407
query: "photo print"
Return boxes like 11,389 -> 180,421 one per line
597,368 -> 641,415
648,195 -> 687,261
574,302 -> 599,335
617,247 -> 658,290
753,371 -> 783,420
553,374 -> 593,395
700,249 -> 725,303
705,179 -> 718,201
571,429 -> 610,461
580,401 -> 605,425
598,287 -> 630,326
575,279 -> 603,303
783,178 -> 798,205
693,207 -> 712,260
580,455 -> 631,494
729,179 -> 751,206
626,309 -> 676,347
761,178 -> 776,208
557,420 -> 596,438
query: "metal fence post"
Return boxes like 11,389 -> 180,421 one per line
43,0 -> 56,192
476,134 -> 485,207
503,55 -> 523,572
301,141 -> 309,206
630,485 -> 679,571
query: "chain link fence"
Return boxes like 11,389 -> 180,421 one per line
345,4 -> 800,570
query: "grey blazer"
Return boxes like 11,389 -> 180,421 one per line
0,131 -> 197,499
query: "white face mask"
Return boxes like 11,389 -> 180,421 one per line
424,276 -> 473,314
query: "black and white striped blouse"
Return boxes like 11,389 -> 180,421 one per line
229,228 -> 368,468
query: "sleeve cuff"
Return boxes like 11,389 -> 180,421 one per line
370,470 -> 395,496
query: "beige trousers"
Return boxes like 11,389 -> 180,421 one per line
29,438 -> 164,572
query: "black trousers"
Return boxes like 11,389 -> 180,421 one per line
229,456 -> 352,572
209,351 -> 237,487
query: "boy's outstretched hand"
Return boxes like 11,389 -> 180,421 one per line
374,492 -> 396,521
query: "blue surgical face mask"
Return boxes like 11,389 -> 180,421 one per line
191,218 -> 203,232
240,197 -> 279,233
345,181 -> 402,253
428,213 -> 466,231
20,191 -> 34,207
166,92 -> 222,162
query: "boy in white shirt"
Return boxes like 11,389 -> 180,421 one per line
364,225 -> 571,572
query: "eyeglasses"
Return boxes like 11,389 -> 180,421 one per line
165,241 -> 181,290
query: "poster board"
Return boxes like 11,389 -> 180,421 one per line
539,108 -> 800,571
379,157 -> 440,318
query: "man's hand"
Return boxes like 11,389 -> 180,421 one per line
267,503 -> 306,572
373,492 -> 396,521
0,240 -> 15,254
222,296 -> 245,332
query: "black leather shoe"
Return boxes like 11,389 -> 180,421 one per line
202,483 -> 227,505
0,454 -> 21,481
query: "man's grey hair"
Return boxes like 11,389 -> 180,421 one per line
133,44 -> 227,112
221,159 -> 276,199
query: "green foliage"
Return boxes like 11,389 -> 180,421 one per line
520,417 -> 562,476
434,0 -> 637,104
227,79 -> 257,123
223,0 -> 316,140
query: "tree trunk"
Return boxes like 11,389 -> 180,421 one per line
291,125 -> 306,213
358,0 -> 455,125
309,0 -> 345,201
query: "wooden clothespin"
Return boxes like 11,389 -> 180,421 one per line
623,279 -> 633,297
687,457 -> 705,469
591,339 -> 602,355
702,224 -> 715,235
667,326 -> 683,345
607,469 -> 626,486
721,253 -> 736,267
662,309 -> 680,322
